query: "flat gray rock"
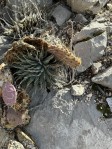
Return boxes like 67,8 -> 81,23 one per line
0,127 -> 10,148
25,89 -> 112,149
91,62 -> 102,74
73,31 -> 107,72
67,0 -> 109,14
74,14 -> 88,24
52,5 -> 71,26
73,22 -> 106,43
71,84 -> 85,96
92,66 -> 112,89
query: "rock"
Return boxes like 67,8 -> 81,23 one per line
0,126 -> 10,148
52,5 -> 71,26
73,22 -> 106,43
73,22 -> 107,72
86,93 -> 93,101
74,14 -> 88,24
67,0 -> 109,14
71,84 -> 85,96
91,62 -> 102,74
96,17 -> 106,23
106,23 -> 112,34
106,97 -> 112,112
73,31 -> 107,72
91,0 -> 109,14
92,66 -> 112,90
16,128 -> 37,149
25,89 -> 112,149
7,140 -> 25,149
107,3 -> 112,11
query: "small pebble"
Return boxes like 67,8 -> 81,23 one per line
7,140 -> 25,149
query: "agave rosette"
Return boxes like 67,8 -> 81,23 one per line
4,35 -> 81,91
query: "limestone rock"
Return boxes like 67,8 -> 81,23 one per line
7,140 -> 25,149
107,3 -> 112,11
92,66 -> 112,90
106,97 -> 112,112
73,31 -> 107,72
91,0 -> 109,14
73,22 -> 106,43
73,22 -> 107,72
91,62 -> 102,74
67,0 -> 109,14
74,14 -> 88,24
52,5 -> 71,26
71,84 -> 85,96
0,126 -> 10,148
25,89 -> 112,149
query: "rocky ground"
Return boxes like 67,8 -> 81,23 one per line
0,0 -> 112,149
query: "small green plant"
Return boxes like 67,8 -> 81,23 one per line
10,49 -> 63,93
4,36 -> 81,94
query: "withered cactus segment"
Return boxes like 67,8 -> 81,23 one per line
4,39 -> 37,63
5,108 -> 30,129
13,90 -> 30,112
47,45 -> 81,68
4,35 -> 81,68
6,108 -> 23,128
2,82 -> 17,106
24,35 -> 81,68
1,90 -> 30,129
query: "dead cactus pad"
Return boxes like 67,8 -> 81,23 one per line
0,63 -> 13,96
4,35 -> 81,68
2,82 -> 17,106
0,90 -> 30,129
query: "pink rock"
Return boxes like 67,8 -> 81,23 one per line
2,82 -> 17,106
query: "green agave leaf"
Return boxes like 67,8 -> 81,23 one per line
26,77 -> 37,89
43,55 -> 54,65
45,69 -> 58,78
19,76 -> 29,86
39,48 -> 45,60
9,46 -> 64,92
